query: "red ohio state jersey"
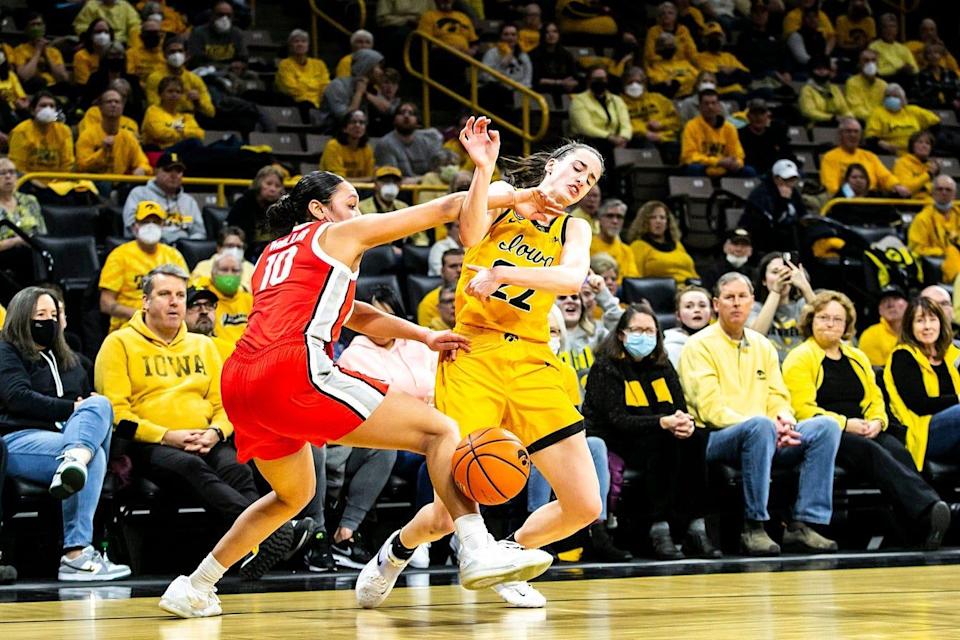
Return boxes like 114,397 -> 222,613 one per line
238,221 -> 357,353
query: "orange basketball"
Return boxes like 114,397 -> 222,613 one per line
451,428 -> 530,505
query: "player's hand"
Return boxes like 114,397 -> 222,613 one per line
425,329 -> 471,354
459,115 -> 500,171
463,264 -> 502,301
512,187 -> 564,223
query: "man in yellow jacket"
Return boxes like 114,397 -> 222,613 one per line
818,117 -> 909,195
94,264 -> 296,576
621,66 -> 681,163
908,175 -> 960,283
680,89 -> 754,177
200,250 -> 252,351
417,248 -> 462,328
570,67 -> 632,166
76,88 -> 151,176
844,49 -> 887,120
679,272 -> 840,555
799,56 -> 852,125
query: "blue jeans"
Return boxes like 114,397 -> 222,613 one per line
706,415 -> 840,525
527,436 -> 610,521
2,396 -> 113,549
927,403 -> 960,462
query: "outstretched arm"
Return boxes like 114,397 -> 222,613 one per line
345,301 -> 470,353
464,216 -> 593,298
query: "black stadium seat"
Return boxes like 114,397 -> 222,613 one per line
175,238 -> 218,271
405,274 -> 442,315
356,275 -> 403,308
402,244 -> 431,275
32,235 -> 99,287
359,244 -> 399,276
621,277 -> 677,329
40,205 -> 99,237
202,206 -> 230,239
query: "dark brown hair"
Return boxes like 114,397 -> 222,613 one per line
1,287 -> 78,369
901,296 -> 954,360
595,303 -> 667,365
501,140 -> 605,189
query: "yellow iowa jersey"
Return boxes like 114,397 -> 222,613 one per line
456,210 -> 569,343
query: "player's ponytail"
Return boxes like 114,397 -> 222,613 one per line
501,140 -> 604,188
266,170 -> 344,236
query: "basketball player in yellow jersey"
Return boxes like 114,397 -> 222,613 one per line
356,117 -> 604,610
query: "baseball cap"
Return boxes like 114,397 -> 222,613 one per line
374,166 -> 402,180
772,159 -> 800,180
134,200 -> 167,221
703,22 -> 724,37
879,285 -> 907,301
728,228 -> 752,245
157,151 -> 187,171
186,286 -> 218,306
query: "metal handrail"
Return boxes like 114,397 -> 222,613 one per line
307,0 -> 366,54
17,173 -> 439,206
403,30 -> 550,156
820,196 -> 932,217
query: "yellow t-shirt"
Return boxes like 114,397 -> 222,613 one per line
76,126 -> 152,175
844,73 -> 887,121
276,57 -> 331,108
126,43 -> 167,82
417,285 -> 441,328
818,146 -> 900,194
590,235 -> 639,281
0,71 -> 26,110
859,319 -> 899,367
12,43 -> 65,87
630,237 -> 698,283
335,54 -> 352,79
893,153 -> 933,197
864,104 -> 940,153
141,105 -> 205,148
645,58 -> 699,98
318,139 -> 375,178
457,211 -> 568,343
99,241 -> 188,332
782,9 -> 835,38
622,91 -> 680,142
145,68 -> 215,117
868,40 -> 919,77
72,48 -> 100,85
835,16 -> 875,49
644,24 -> 698,66
7,120 -> 75,175
518,28 -> 539,53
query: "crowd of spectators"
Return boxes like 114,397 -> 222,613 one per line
2,0 -> 960,582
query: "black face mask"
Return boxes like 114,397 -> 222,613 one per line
658,47 -> 676,59
141,31 -> 162,48
705,38 -> 722,53
105,57 -> 125,72
31,318 -> 57,348
590,79 -> 607,95
849,7 -> 867,20
680,321 -> 705,336
813,73 -> 831,85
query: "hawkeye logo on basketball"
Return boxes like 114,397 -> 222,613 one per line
517,449 -> 529,468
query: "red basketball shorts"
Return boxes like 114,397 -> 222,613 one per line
222,337 -> 388,463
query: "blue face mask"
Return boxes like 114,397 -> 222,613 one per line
883,96 -> 902,112
623,332 -> 657,359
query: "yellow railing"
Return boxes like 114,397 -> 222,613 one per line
18,173 -> 439,206
820,196 -> 930,217
403,30 -> 550,156
307,0 -> 366,54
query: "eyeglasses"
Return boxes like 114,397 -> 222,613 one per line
623,327 -> 657,336
814,315 -> 845,325
601,214 -> 625,220
438,299 -> 455,306
0,170 -> 16,177
189,301 -> 216,312
557,294 -> 579,301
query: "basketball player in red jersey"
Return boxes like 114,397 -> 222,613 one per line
159,117 -> 559,618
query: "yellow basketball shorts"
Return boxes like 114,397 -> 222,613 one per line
435,327 -> 584,453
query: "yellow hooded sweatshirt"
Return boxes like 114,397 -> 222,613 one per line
94,311 -> 231,443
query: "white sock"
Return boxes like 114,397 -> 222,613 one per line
63,447 -> 92,466
189,553 -> 227,592
454,513 -> 490,553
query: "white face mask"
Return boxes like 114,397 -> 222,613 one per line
222,246 -> 245,261
149,12 -> 164,23
726,253 -> 749,268
548,337 -> 562,354
863,62 -> 878,77
137,222 -> 163,245
698,82 -> 716,92
213,16 -> 232,32
624,82 -> 644,98
92,32 -> 111,47
35,105 -> 58,124
167,52 -> 186,68
379,182 -> 400,202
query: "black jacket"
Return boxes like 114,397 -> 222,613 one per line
0,341 -> 90,435
739,176 -> 806,254
582,354 -> 687,462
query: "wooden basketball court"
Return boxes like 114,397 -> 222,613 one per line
1,564 -> 957,639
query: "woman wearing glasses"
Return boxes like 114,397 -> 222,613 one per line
583,303 -> 717,560
782,290 -> 950,549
